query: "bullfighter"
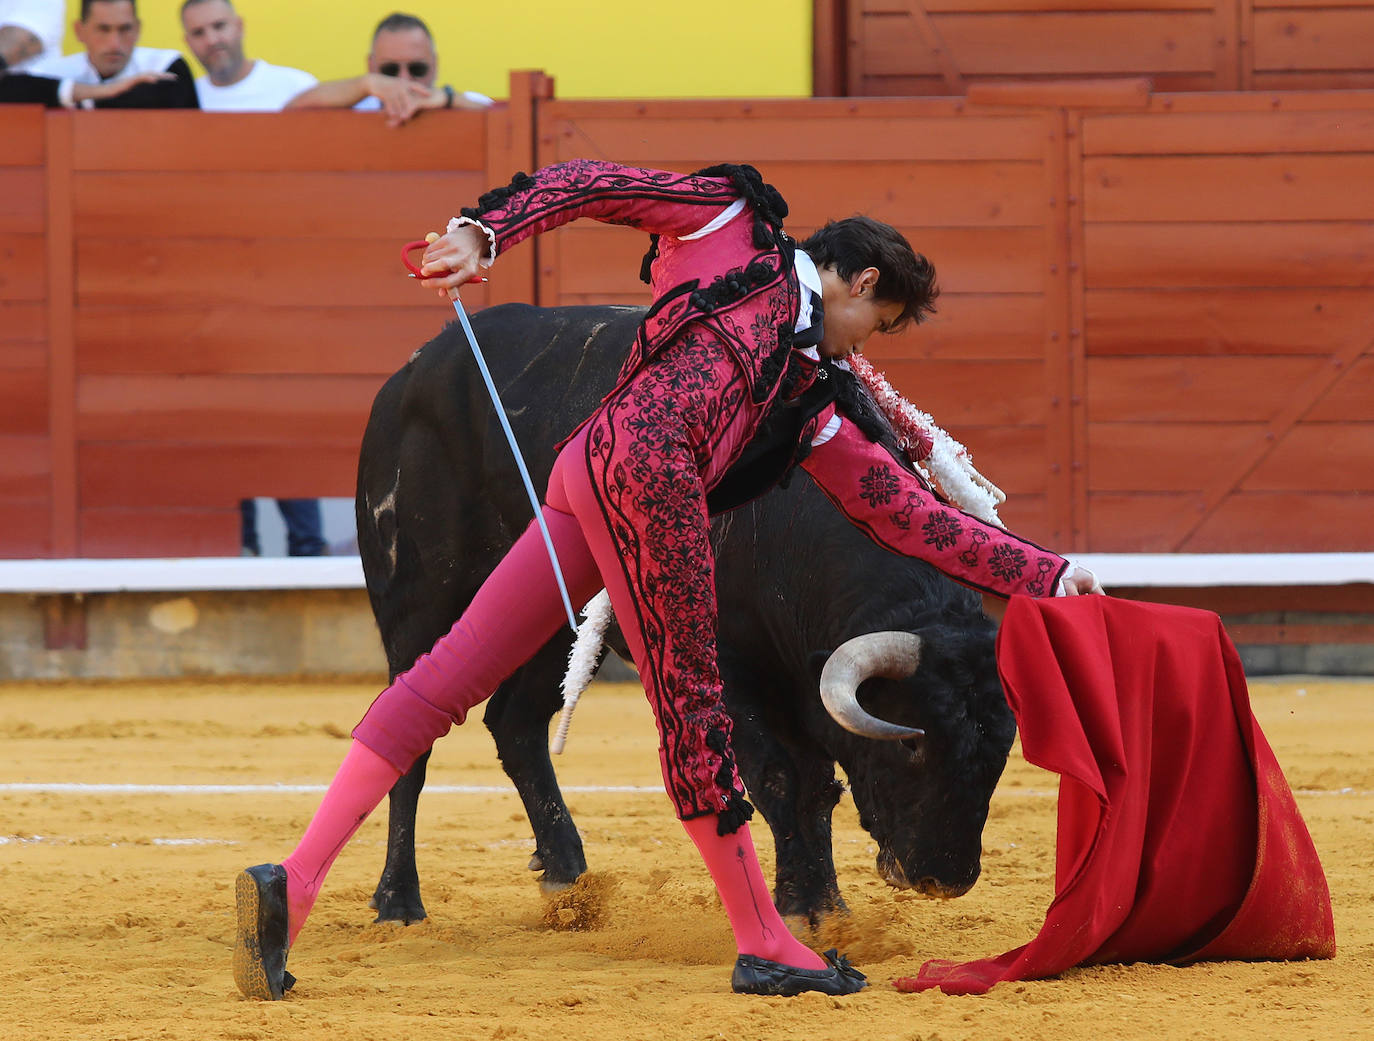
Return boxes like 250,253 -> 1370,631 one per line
232,159 -> 1102,1002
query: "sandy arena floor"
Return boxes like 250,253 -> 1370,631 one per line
1,675 -> 1370,1041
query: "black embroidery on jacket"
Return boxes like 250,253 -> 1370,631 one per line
459,170 -> 537,221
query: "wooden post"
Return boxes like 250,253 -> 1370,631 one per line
45,111 -> 77,558
812,0 -> 848,97
486,70 -> 555,308
1042,109 -> 1077,551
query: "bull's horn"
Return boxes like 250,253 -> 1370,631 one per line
819,632 -> 925,740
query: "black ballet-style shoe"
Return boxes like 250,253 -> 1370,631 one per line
730,948 -> 868,996
232,863 -> 296,1000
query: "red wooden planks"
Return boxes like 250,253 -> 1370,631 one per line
79,508 -> 238,557
79,442 -> 362,508
75,374 -> 380,443
69,110 -> 488,172
1086,356 -> 1323,422
71,171 -> 483,239
1085,222 -> 1374,289
73,306 -> 445,376
1085,288 -> 1374,357
74,237 -> 494,309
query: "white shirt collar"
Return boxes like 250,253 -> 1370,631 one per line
793,249 -> 825,359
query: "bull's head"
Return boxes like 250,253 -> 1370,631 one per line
816,625 -> 1015,899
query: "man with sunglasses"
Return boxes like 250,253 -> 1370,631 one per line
285,12 -> 490,127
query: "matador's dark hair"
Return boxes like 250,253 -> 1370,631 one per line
800,216 -> 939,331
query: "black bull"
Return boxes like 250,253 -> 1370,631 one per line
355,303 -> 1016,927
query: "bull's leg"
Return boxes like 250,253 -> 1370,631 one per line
483,635 -> 588,890
370,749 -> 431,923
774,743 -> 847,926
722,671 -> 847,928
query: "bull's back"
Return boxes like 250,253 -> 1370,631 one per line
355,304 -> 644,670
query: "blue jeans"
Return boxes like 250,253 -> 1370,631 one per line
239,498 -> 327,556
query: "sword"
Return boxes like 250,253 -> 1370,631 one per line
402,239 -> 580,635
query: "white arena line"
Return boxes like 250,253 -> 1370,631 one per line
0,835 -> 238,846
0,782 -> 661,795
0,782 -> 1366,797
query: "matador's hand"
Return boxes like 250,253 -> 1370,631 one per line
419,225 -> 489,301
1060,565 -> 1104,596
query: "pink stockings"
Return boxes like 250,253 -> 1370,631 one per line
682,817 -> 824,968
281,741 -> 400,947
278,423 -> 820,968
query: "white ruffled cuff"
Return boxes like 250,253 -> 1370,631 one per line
445,215 -> 497,266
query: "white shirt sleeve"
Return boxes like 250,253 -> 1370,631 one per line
678,197 -> 747,241
811,413 -> 842,447
0,0 -> 65,69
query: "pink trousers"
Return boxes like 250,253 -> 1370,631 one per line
353,329 -> 761,825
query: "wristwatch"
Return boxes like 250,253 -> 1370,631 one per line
443,84 -> 454,108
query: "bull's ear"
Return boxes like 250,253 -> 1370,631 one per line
808,649 -> 833,680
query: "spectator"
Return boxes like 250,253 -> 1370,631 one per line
0,0 -> 197,108
178,0 -> 323,556
240,499 -> 327,558
0,0 -> 64,72
180,0 -> 314,112
285,11 -> 491,127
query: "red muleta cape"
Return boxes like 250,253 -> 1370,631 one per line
896,595 -> 1335,996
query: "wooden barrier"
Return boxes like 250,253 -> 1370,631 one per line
0,107 -> 49,559
535,96 -> 1072,546
2,75 -> 1372,558
829,1 -> 1374,96
1076,91 -> 1374,551
2,72 -> 546,557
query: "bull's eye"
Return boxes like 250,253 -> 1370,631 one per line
900,736 -> 926,765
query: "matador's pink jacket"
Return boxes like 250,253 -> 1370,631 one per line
461,159 -> 1069,598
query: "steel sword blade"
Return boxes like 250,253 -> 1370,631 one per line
448,293 -> 580,634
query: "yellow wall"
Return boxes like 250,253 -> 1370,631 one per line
64,0 -> 813,98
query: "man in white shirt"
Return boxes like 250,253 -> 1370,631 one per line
0,0 -> 197,107
0,0 -> 64,72
180,0 -> 315,112
285,12 -> 491,127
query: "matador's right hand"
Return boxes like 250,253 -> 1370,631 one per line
419,224 -> 490,301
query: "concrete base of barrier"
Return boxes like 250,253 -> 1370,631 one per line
0,587 -> 645,684
0,588 -> 388,682
1,585 -> 1371,680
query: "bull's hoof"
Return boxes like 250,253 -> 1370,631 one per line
369,886 -> 428,925
730,949 -> 867,997
232,864 -> 296,1000
779,896 -> 849,932
538,874 -> 578,896
530,848 -> 586,894
906,877 -> 973,899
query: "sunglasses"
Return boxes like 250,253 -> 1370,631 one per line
377,61 -> 431,79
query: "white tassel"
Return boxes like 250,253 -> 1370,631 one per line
922,428 -> 1007,529
848,356 -> 1007,527
551,589 -> 615,754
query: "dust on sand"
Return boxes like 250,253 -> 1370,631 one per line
1,677 -> 1370,1040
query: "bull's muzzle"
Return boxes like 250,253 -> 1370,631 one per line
877,848 -> 975,898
